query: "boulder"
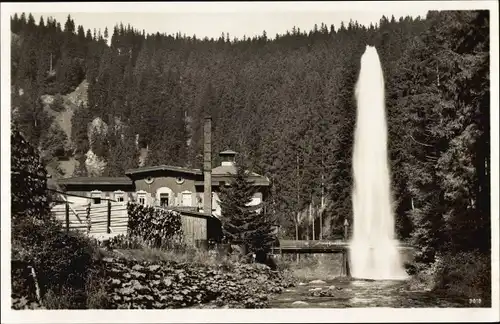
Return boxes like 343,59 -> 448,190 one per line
308,279 -> 326,285
291,301 -> 309,306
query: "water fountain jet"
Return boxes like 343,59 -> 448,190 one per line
349,45 -> 408,281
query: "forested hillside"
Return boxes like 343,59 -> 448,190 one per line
10,8 -> 490,274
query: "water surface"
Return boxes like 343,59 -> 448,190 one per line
270,278 -> 468,308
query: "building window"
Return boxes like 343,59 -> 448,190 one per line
91,190 -> 102,205
159,193 -> 169,207
181,191 -> 192,207
114,190 -> 125,202
137,191 -> 147,205
212,193 -> 217,211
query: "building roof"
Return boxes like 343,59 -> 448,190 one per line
166,207 -> 220,220
57,164 -> 270,187
195,177 -> 270,187
211,165 -> 264,177
125,165 -> 203,176
219,150 -> 238,155
57,177 -> 133,186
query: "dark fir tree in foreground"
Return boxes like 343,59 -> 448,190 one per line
219,164 -> 276,261
11,124 -> 99,309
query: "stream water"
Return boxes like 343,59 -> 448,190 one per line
270,278 -> 468,308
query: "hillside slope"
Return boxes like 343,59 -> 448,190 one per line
41,80 -> 89,178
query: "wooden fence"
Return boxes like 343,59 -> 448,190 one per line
51,201 -> 215,247
51,201 -> 128,240
155,207 -> 211,248
180,214 -> 208,248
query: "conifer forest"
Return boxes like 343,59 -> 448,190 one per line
9,9 -> 492,309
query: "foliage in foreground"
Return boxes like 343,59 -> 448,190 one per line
406,251 -> 491,307
11,126 -> 101,309
98,254 -> 296,309
433,251 -> 491,306
11,217 -> 99,309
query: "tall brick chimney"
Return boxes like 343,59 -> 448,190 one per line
203,116 -> 212,216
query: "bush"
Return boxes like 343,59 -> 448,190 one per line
10,127 -> 106,309
127,203 -> 183,248
433,251 -> 491,306
12,217 -> 99,308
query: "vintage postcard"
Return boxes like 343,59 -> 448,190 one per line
1,1 -> 498,323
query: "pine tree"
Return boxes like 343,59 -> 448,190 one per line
219,164 -> 276,258
40,122 -> 69,159
71,103 -> 93,156
50,93 -> 65,112
10,11 -> 465,244
105,126 -> 138,176
11,122 -> 50,223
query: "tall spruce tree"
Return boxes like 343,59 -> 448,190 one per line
218,164 -> 276,258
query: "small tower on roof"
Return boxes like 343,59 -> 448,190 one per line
219,150 -> 237,167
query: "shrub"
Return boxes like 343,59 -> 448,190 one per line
433,251 -> 491,306
11,126 -> 103,309
127,203 -> 183,248
12,217 -> 99,308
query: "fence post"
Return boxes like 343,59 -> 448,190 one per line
342,218 -> 351,277
65,200 -> 70,233
86,202 -> 92,235
107,199 -> 112,234
28,266 -> 43,307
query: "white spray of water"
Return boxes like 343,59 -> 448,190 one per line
349,45 -> 407,280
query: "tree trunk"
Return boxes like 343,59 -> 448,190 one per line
311,200 -> 315,240
295,212 -> 299,263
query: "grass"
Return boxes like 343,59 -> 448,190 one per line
85,273 -> 110,309
107,247 -> 343,282
37,268 -> 112,309
107,246 -> 244,271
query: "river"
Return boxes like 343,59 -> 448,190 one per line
269,277 -> 469,308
